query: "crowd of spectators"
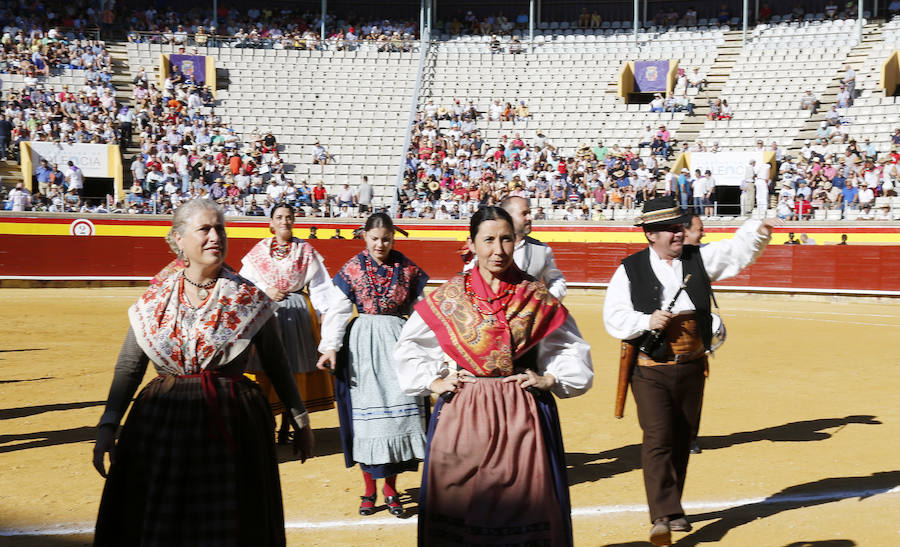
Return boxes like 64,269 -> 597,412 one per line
124,7 -> 418,51
397,98 -> 691,221
1,77 -> 120,154
767,135 -> 899,220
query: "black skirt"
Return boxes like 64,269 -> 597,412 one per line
95,374 -> 285,547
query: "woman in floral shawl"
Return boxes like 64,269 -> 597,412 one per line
394,206 -> 593,546
240,203 -> 335,443
93,199 -> 313,546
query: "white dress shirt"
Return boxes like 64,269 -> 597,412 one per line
393,313 -> 593,400
603,219 -> 770,340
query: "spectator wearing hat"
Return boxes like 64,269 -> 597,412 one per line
857,181 -> 875,211
649,94 -> 665,113
776,195 -> 794,220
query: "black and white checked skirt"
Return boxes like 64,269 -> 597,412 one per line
95,374 -> 285,546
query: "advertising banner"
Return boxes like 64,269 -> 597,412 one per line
687,151 -> 766,186
28,142 -> 112,178
634,60 -> 670,93
169,54 -> 207,85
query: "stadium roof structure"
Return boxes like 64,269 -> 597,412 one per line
290,0 -> 875,46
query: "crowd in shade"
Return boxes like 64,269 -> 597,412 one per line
124,6 -> 418,51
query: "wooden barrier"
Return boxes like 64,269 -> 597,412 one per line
2,234 -> 900,293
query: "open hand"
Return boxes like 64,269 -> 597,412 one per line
92,424 -> 116,478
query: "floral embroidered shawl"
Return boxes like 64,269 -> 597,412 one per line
333,250 -> 428,315
129,268 -> 277,374
415,267 -> 567,377
241,237 -> 318,293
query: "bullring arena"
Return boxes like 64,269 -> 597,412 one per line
1,218 -> 899,546
3,0 -> 900,544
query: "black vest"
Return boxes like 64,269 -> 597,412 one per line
621,246 -> 713,350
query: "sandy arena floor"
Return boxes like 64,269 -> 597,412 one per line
0,288 -> 898,546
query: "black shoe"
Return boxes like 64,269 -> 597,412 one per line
384,493 -> 405,517
669,517 -> 692,532
690,440 -> 702,454
359,494 -> 377,516
277,430 -> 292,445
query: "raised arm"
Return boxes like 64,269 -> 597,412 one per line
700,218 -> 775,282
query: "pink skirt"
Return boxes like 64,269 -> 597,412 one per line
419,378 -> 571,546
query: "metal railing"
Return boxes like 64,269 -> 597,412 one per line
126,31 -> 420,53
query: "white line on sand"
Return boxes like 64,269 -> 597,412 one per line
3,487 -> 898,536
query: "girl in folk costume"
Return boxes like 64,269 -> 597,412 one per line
239,203 -> 335,443
394,207 -> 593,546
93,199 -> 313,547
316,213 -> 430,518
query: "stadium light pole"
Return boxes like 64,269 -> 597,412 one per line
857,0 -> 863,44
742,0 -> 748,46
529,0 -> 534,53
633,0 -> 638,45
419,0 -> 424,42
212,0 -> 217,38
320,0 -> 326,43
643,0 -> 648,26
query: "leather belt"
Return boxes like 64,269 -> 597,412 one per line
637,348 -> 706,367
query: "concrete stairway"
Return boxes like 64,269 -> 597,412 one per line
674,29 -> 743,147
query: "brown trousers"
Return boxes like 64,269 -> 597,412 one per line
630,357 -> 707,522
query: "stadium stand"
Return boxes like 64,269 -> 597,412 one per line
1,5 -> 898,220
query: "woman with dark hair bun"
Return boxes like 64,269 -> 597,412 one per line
394,206 -> 593,546
317,212 -> 430,518
239,202 -> 336,443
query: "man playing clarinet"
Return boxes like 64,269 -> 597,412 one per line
603,196 -> 775,546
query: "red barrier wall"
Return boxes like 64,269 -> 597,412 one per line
2,234 -> 900,292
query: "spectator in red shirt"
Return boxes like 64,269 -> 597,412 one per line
312,181 -> 328,206
794,196 -> 812,220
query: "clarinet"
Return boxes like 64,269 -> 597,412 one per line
639,273 -> 692,357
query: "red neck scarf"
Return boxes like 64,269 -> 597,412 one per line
416,267 -> 567,377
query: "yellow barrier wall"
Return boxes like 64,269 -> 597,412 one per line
667,60 -> 679,96
881,51 -> 899,96
618,61 -> 635,103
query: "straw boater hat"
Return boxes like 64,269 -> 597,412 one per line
634,196 -> 690,227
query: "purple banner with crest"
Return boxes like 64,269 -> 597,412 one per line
169,54 -> 206,85
633,60 -> 669,93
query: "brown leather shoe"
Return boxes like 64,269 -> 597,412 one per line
669,517 -> 693,532
650,518 -> 672,546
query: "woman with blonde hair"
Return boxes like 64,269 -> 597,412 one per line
93,198 -> 313,545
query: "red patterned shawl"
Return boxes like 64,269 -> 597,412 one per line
129,268 -> 277,374
415,268 -> 568,377
241,237 -> 318,293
